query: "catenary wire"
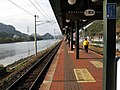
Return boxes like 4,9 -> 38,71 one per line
29,0 -> 57,30
34,0 -> 52,21
29,0 -> 49,21
8,0 -> 59,32
8,0 -> 33,16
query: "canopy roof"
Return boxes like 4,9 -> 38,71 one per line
49,0 -> 103,33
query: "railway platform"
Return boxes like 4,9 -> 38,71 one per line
40,41 -> 103,90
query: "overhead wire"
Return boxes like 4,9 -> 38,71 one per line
34,0 -> 52,21
29,0 -> 49,21
34,0 -> 58,29
8,0 -> 33,16
29,0 -> 58,30
8,0 -> 59,33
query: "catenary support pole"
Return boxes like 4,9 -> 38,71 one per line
34,15 -> 37,56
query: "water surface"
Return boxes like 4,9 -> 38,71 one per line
0,39 -> 59,66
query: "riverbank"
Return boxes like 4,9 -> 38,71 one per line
0,39 -> 59,66
6,41 -> 60,71
0,41 -> 60,89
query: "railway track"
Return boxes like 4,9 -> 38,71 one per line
6,42 -> 61,90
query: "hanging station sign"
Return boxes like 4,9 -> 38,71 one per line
106,3 -> 117,19
84,9 -> 95,16
66,1 -> 103,20
66,10 -> 102,20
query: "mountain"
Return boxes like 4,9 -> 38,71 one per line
86,20 -> 103,36
29,33 -> 54,40
55,35 -> 64,39
86,5 -> 120,37
30,33 -> 42,41
0,23 -> 29,43
0,23 -> 26,38
41,33 -> 54,40
117,6 -> 120,26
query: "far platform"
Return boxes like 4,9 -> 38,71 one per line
40,41 -> 103,90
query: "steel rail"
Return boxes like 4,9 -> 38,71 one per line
6,41 -> 61,90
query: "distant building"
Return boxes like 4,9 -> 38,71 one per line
13,35 -> 20,39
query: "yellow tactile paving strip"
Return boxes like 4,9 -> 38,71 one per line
74,68 -> 96,83
90,61 -> 103,68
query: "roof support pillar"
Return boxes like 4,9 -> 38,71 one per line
66,28 -> 69,41
103,0 -> 116,90
75,20 -> 79,59
71,26 -> 73,51
68,28 -> 70,47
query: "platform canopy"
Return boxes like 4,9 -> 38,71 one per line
49,0 -> 103,34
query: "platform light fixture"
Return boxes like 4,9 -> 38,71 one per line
68,0 -> 76,5
66,19 -> 70,23
83,20 -> 87,22
65,26 -> 68,28
91,0 -> 98,2
63,28 -> 66,30
63,28 -> 67,34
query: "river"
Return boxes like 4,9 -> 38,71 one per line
0,39 -> 60,66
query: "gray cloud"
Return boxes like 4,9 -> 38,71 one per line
0,0 -> 61,35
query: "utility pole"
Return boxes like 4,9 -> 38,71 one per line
27,26 -> 30,56
27,26 -> 29,40
34,15 -> 37,56
54,28 -> 56,39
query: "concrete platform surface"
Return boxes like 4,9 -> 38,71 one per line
40,41 -> 103,90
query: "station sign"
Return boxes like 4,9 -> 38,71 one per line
66,10 -> 103,20
84,9 -> 95,16
106,3 -> 117,19
65,0 -> 103,20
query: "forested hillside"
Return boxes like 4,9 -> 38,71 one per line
86,5 -> 120,37
117,6 -> 120,26
0,23 -> 28,43
0,23 -> 26,38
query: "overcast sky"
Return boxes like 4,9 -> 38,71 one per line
0,0 -> 61,35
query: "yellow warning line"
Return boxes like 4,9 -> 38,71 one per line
74,68 -> 96,83
90,61 -> 103,68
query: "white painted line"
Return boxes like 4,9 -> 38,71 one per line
74,68 -> 96,83
117,60 -> 120,90
90,61 -> 103,68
